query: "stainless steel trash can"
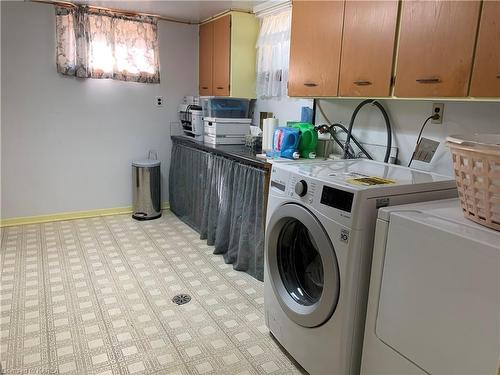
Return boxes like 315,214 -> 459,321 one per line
132,159 -> 161,220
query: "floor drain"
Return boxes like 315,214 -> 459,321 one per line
172,294 -> 191,305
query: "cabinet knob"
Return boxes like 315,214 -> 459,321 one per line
354,80 -> 372,86
416,78 -> 441,84
304,82 -> 318,87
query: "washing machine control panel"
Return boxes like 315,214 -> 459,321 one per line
320,185 -> 354,213
289,175 -> 317,204
270,166 -> 354,228
294,180 -> 307,197
270,167 -> 289,194
269,166 -> 356,227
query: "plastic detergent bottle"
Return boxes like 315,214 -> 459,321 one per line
291,122 -> 318,159
272,127 -> 300,159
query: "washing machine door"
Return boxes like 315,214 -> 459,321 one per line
266,203 -> 340,328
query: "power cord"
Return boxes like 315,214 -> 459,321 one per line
407,114 -> 440,167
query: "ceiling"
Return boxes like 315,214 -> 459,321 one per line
74,1 -> 264,23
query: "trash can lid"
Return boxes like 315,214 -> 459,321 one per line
132,159 -> 160,168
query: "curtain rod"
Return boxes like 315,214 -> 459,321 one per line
30,0 -> 197,24
30,0 -> 253,25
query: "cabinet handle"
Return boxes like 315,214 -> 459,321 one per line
416,78 -> 441,84
304,82 -> 318,87
496,75 -> 500,79
201,86 -> 208,90
216,86 -> 224,90
354,80 -> 372,86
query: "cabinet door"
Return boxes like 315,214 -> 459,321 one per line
199,21 -> 213,96
394,1 -> 480,97
469,1 -> 500,97
339,1 -> 398,97
288,1 -> 344,97
213,15 -> 231,96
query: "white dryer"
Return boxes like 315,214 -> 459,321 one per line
361,198 -> 500,375
264,160 -> 457,375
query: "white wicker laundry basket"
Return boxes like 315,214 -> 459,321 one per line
447,134 -> 500,231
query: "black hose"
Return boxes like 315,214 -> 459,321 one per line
312,98 -> 317,125
331,123 -> 372,159
373,101 -> 393,163
315,124 -> 356,158
315,123 -> 372,159
343,99 -> 374,160
343,99 -> 393,163
330,133 -> 350,156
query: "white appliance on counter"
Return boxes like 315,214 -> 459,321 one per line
179,102 -> 203,141
361,198 -> 500,375
203,117 -> 252,145
264,159 -> 458,375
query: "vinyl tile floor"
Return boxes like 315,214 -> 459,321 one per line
0,211 -> 303,375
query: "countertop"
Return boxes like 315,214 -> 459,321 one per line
171,136 -> 270,170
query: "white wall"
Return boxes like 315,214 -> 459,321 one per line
316,99 -> 500,176
1,1 -> 198,219
253,97 -> 313,126
256,96 -> 500,176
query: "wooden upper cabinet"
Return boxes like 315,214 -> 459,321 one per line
212,15 -> 231,96
469,1 -> 500,98
198,13 -> 258,98
199,22 -> 213,96
288,1 -> 344,97
339,1 -> 399,97
394,1 -> 480,97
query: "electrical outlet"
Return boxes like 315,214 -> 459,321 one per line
431,103 -> 444,124
155,96 -> 164,107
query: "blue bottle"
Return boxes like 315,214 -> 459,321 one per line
272,127 -> 300,159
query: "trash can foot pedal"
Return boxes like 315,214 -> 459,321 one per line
132,212 -> 162,221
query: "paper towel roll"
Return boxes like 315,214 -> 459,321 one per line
263,118 -> 278,151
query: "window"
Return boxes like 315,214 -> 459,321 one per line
256,9 -> 291,98
55,6 -> 160,83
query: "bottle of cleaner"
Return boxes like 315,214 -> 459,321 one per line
272,127 -> 300,159
291,122 -> 318,159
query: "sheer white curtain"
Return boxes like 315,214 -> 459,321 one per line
256,10 -> 291,98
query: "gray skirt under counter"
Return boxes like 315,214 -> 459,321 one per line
169,136 -> 271,281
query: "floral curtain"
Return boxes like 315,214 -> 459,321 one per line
55,6 -> 160,83
256,9 -> 291,98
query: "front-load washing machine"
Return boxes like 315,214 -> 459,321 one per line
264,159 -> 458,375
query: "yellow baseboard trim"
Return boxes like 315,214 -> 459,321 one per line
1,202 -> 170,228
